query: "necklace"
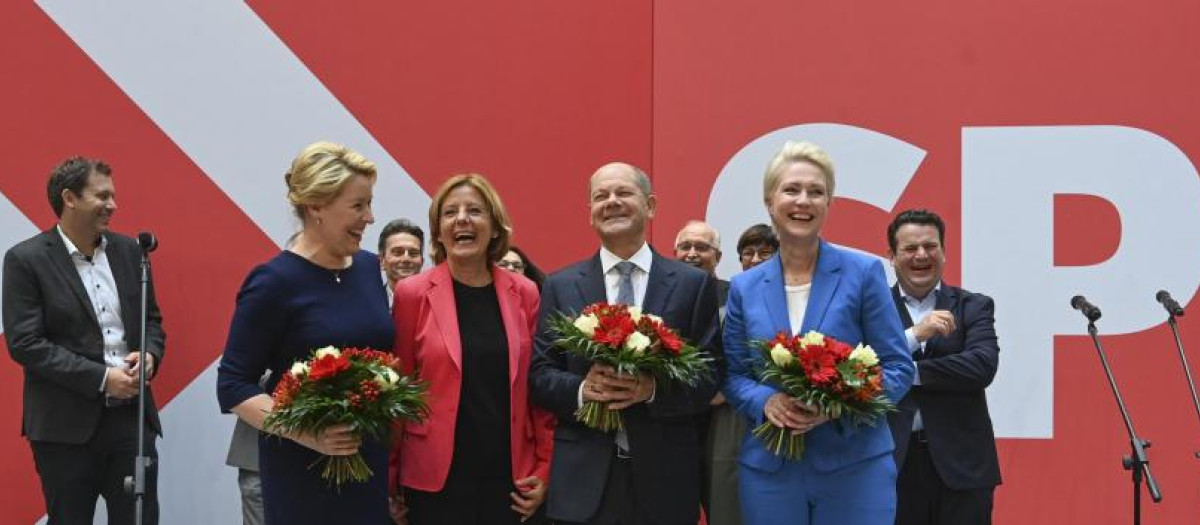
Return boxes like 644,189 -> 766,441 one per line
332,269 -> 342,284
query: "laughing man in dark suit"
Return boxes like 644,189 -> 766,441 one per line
530,162 -> 722,525
885,209 -> 1001,525
3,157 -> 165,525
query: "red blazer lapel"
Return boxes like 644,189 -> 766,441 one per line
493,267 -> 523,387
427,265 -> 463,371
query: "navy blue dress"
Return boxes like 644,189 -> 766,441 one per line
217,250 -> 394,525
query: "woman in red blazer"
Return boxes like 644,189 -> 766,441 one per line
391,173 -> 554,525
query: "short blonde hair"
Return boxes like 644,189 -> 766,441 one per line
285,141 -> 377,219
428,173 -> 513,265
763,141 -> 835,200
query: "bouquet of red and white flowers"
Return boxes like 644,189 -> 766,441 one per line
265,346 -> 428,486
752,330 -> 893,460
548,302 -> 712,431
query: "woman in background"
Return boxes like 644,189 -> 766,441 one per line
498,245 -> 546,291
736,223 -> 779,271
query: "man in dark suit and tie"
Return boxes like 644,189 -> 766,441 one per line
885,209 -> 1000,525
3,157 -> 166,525
530,162 -> 722,525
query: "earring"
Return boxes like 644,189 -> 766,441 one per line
317,217 -> 323,225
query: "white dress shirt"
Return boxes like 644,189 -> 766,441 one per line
58,226 -> 128,392
898,283 -> 941,430
599,243 -> 653,306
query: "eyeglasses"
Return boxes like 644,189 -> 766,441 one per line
497,260 -> 525,271
739,248 -> 776,261
675,241 -> 715,254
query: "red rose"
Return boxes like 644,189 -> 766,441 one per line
308,353 -> 351,381
825,338 -> 853,361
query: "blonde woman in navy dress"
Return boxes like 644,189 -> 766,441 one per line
217,141 -> 394,525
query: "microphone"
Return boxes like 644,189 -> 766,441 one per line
137,231 -> 158,253
1071,295 -> 1102,322
1156,290 -> 1185,316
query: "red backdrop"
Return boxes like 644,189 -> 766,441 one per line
2,1 -> 1199,523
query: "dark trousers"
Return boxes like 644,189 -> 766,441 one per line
406,476 -> 544,525
896,433 -> 993,525
561,456 -> 655,525
30,404 -> 159,525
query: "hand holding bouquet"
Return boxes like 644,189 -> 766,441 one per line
265,346 -> 428,486
753,331 -> 893,460
548,302 -> 712,431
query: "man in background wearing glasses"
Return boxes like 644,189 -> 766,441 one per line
673,219 -> 742,525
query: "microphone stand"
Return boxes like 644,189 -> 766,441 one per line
1163,312 -> 1200,461
123,246 -> 154,525
1087,321 -> 1162,525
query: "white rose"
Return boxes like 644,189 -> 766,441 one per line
574,313 -> 600,336
769,343 -> 795,367
646,313 -> 663,325
849,344 -> 879,367
627,306 -> 643,323
800,331 -> 825,347
625,331 -> 651,353
314,346 -> 341,359
374,368 -> 400,391
289,361 -> 309,377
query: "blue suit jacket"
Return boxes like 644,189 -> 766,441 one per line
723,240 -> 914,473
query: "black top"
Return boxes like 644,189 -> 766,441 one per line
450,279 -> 512,480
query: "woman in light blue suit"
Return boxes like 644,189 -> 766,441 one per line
723,141 -> 915,525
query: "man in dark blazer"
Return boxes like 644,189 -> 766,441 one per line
885,209 -> 1000,525
672,219 -> 741,525
530,162 -> 722,525
3,157 -> 165,525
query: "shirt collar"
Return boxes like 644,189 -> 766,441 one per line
57,225 -> 106,258
899,282 -> 941,304
599,242 -> 653,275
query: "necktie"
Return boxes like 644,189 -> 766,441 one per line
615,261 -> 636,305
612,261 -> 636,454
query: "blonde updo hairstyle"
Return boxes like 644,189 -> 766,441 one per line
285,141 -> 377,221
763,141 -> 836,202
428,173 -> 513,265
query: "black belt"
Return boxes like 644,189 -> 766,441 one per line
912,429 -> 929,444
104,396 -> 137,408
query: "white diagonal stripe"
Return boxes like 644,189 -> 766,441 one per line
36,0 -> 431,248
35,3 -> 432,523
0,191 -> 43,337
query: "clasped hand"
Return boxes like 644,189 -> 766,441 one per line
582,363 -> 654,410
294,423 -> 361,456
103,351 -> 155,399
914,310 -> 956,342
764,392 -> 829,435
